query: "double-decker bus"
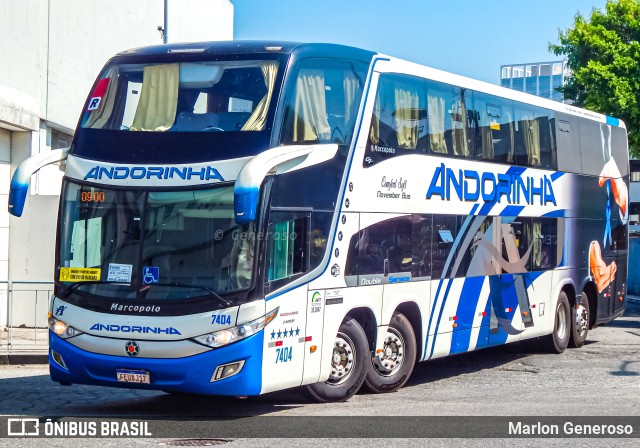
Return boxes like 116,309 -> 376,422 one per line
10,41 -> 629,402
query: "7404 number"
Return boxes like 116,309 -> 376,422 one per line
275,347 -> 292,363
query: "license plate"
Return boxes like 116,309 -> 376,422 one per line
116,369 -> 150,384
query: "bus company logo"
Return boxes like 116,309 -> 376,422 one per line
89,323 -> 181,335
7,418 -> 39,436
311,292 -> 321,303
426,163 -> 557,206
124,341 -> 140,357
84,165 -> 225,182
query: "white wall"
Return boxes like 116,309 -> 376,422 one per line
0,0 -> 234,131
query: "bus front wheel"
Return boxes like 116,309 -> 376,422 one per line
542,291 -> 571,354
306,317 -> 368,402
364,313 -> 416,393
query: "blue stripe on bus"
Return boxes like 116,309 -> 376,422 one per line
606,116 -> 620,127
449,276 -> 485,354
550,171 -> 564,182
428,278 -> 455,359
500,205 -> 524,217
423,278 -> 450,361
542,209 -> 566,218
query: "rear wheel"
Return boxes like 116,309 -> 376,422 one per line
569,292 -> 590,348
364,313 -> 416,393
542,291 -> 571,354
306,317 -> 368,402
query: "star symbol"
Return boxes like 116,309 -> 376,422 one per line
295,327 -> 300,336
289,328 -> 294,337
277,330 -> 282,338
271,330 -> 276,340
283,329 -> 288,338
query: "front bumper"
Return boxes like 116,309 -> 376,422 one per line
49,331 -> 264,396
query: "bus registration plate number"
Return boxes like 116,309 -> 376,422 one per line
116,369 -> 150,384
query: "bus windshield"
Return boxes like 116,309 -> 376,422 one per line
57,181 -> 255,301
80,59 -> 279,133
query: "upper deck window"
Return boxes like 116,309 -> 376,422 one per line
280,58 -> 368,146
81,60 -> 279,133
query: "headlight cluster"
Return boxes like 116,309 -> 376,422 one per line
193,307 -> 278,348
48,314 -> 83,339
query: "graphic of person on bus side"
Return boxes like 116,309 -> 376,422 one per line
589,123 -> 629,293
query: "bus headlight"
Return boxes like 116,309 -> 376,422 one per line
48,315 -> 83,339
193,307 -> 279,349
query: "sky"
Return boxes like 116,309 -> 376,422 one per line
233,0 -> 609,84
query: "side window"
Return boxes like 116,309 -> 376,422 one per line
265,210 -> 332,290
412,214 -> 433,278
366,74 -> 427,166
266,212 -> 309,286
432,214 -> 458,278
345,216 -> 413,278
472,93 -> 515,164
426,81 -> 474,158
514,104 -> 556,168
531,217 -> 558,270
499,217 -> 531,273
280,59 -> 367,146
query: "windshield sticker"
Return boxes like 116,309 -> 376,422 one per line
107,263 -> 132,283
142,266 -> 160,284
88,78 -> 110,111
59,267 -> 101,282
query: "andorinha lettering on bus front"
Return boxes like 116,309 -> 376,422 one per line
84,165 -> 225,182
426,163 -> 557,206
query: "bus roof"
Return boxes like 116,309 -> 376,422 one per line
114,40 -> 624,129
116,40 -> 376,63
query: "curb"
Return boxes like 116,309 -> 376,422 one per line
0,353 -> 48,365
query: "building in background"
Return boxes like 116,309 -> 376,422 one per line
0,0 -> 233,328
500,60 -> 569,103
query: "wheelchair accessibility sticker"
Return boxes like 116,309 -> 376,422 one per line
143,267 -> 159,284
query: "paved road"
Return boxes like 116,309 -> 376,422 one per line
1,302 -> 639,447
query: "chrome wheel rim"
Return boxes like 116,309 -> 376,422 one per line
556,303 -> 567,340
575,304 -> 588,336
328,332 -> 356,385
372,327 -> 405,377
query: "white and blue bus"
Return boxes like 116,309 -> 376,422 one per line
10,42 -> 629,401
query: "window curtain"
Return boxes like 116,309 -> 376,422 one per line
428,91 -> 447,153
451,91 -> 469,157
242,61 -> 278,131
476,99 -> 494,160
528,220 -> 542,268
394,87 -> 419,149
343,71 -> 360,124
85,66 -> 119,129
501,108 -> 515,163
291,69 -> 331,142
130,64 -> 180,132
369,94 -> 381,145
522,112 -> 541,165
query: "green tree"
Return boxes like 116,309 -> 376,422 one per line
550,0 -> 640,158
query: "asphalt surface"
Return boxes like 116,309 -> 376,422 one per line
0,301 -> 639,447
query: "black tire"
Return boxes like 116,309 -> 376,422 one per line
363,313 -> 416,393
542,291 -> 571,354
306,317 -> 368,403
569,292 -> 590,348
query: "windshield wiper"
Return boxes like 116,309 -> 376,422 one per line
58,281 -> 112,299
145,282 -> 231,307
